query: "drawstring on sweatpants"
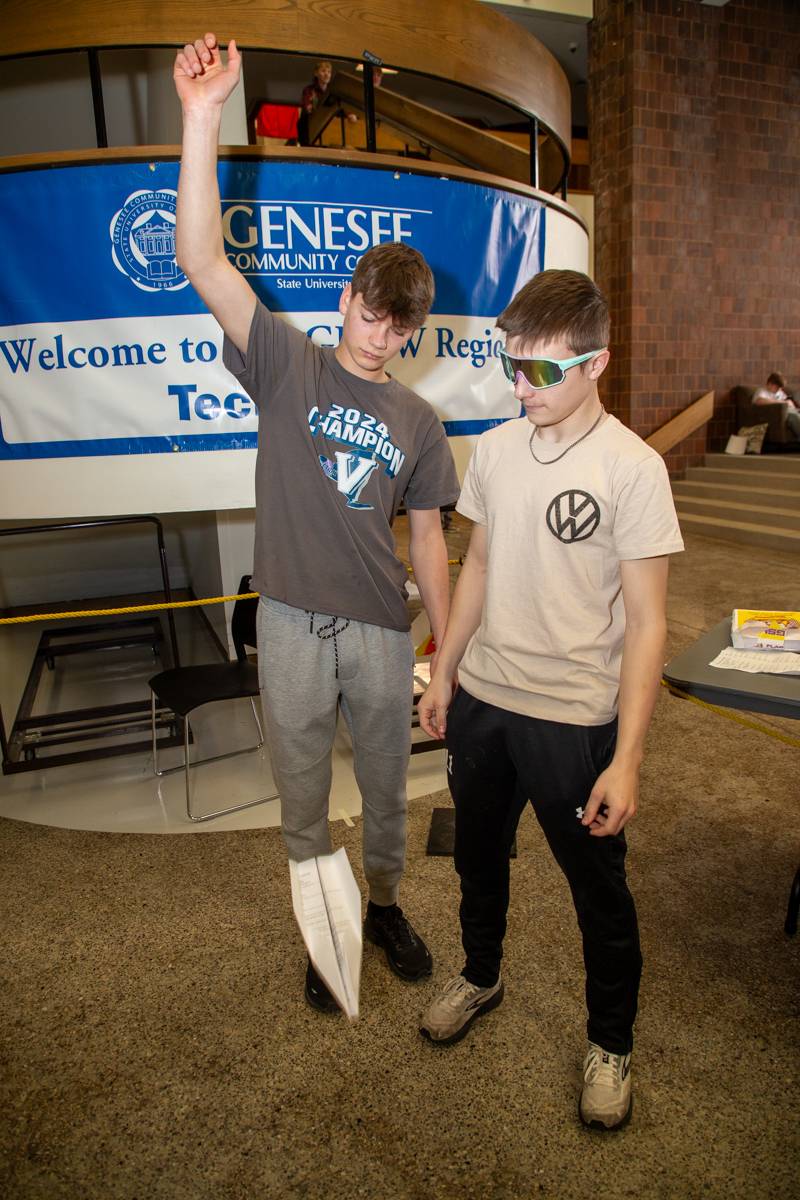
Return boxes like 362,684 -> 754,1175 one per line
305,611 -> 351,678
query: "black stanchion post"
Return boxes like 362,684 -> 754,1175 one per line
87,49 -> 108,149
362,49 -> 382,153
529,116 -> 539,190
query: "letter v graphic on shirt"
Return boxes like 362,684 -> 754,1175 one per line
335,451 -> 378,510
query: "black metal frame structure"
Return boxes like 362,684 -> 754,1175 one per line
1,515 -> 183,774
9,41 -> 568,198
361,49 -> 380,154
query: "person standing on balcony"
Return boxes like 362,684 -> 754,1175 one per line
297,58 -> 357,145
298,59 -> 332,145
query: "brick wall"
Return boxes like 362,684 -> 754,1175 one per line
590,0 -> 800,471
589,0 -> 635,436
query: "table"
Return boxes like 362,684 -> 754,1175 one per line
663,618 -> 800,935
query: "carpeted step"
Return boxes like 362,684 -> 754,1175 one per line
673,495 -> 797,531
675,511 -> 800,552
684,465 -> 800,493
704,452 -> 800,476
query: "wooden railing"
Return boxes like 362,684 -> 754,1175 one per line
327,71 -> 533,186
645,391 -> 714,456
0,145 -> 587,236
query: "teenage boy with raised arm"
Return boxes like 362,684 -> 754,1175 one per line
418,270 -> 683,1130
174,34 -> 459,1013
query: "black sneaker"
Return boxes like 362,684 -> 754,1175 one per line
363,903 -> 433,981
304,957 -> 340,1014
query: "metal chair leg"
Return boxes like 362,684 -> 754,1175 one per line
150,691 -> 276,823
154,702 -> 263,779
151,690 -> 179,778
151,690 -> 159,775
183,713 -> 279,824
250,696 -> 265,748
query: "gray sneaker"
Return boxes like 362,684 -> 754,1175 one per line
579,1042 -> 633,1130
419,974 -> 504,1045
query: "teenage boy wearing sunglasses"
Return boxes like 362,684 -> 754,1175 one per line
418,269 -> 683,1131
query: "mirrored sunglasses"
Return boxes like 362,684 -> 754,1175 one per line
499,348 -> 605,389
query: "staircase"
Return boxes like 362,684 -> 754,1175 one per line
672,452 -> 800,553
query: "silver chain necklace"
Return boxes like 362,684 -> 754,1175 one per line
528,406 -> 606,465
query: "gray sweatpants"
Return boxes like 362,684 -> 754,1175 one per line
256,596 -> 414,906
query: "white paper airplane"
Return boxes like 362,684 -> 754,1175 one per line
289,847 -> 362,1021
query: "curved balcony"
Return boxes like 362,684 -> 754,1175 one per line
0,0 -> 574,197
0,0 -> 588,521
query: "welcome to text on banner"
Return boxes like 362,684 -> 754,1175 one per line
0,157 -> 576,517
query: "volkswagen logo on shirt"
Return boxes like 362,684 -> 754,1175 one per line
546,490 -> 601,543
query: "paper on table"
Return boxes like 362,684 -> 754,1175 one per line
710,646 -> 800,675
413,660 -> 431,693
289,847 -> 362,1021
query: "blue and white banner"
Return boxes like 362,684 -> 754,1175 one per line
0,159 -> 543,470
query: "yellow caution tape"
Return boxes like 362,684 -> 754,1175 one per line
2,597 -> 796,752
408,557 -> 463,577
1,557 -> 465,625
661,679 -> 800,749
0,593 -> 259,625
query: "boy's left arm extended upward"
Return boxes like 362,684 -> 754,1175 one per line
408,508 -> 450,652
581,555 -> 669,838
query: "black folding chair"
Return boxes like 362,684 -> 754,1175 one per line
149,575 -> 278,823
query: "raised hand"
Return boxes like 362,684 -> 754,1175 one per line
173,33 -> 241,110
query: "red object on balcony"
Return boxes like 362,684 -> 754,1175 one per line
255,103 -> 299,140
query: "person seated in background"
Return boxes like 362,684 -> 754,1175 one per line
753,371 -> 791,403
753,372 -> 800,440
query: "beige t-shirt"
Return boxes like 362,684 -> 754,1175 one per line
456,414 -> 684,725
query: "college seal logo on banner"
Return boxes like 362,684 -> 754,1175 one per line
109,189 -> 189,292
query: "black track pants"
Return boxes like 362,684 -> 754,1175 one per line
446,688 -> 642,1055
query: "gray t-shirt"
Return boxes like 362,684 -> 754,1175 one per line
223,303 -> 459,631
